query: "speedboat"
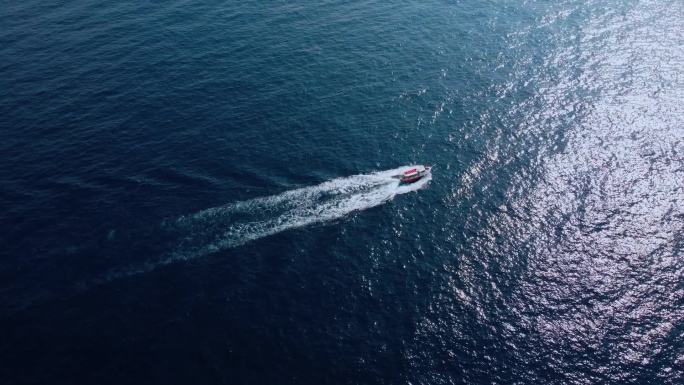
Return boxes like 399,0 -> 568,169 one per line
395,165 -> 431,184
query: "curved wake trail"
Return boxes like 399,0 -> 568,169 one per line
100,166 -> 431,281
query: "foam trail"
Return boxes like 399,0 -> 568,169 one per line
98,166 -> 431,281
171,166 -> 431,257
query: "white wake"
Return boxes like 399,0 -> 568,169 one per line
98,166 -> 431,282
171,166 -> 431,256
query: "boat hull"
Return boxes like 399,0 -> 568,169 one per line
397,165 -> 431,184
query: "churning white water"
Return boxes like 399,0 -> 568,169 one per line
99,166 -> 431,282
171,166 -> 431,256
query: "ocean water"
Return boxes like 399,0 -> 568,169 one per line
1,0 -> 683,384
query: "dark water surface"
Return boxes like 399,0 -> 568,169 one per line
1,1 -> 683,384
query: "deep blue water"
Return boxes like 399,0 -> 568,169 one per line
1,1 -> 683,384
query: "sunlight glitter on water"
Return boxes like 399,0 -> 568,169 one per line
411,1 -> 683,383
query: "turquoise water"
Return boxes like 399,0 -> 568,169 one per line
1,1 -> 683,384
